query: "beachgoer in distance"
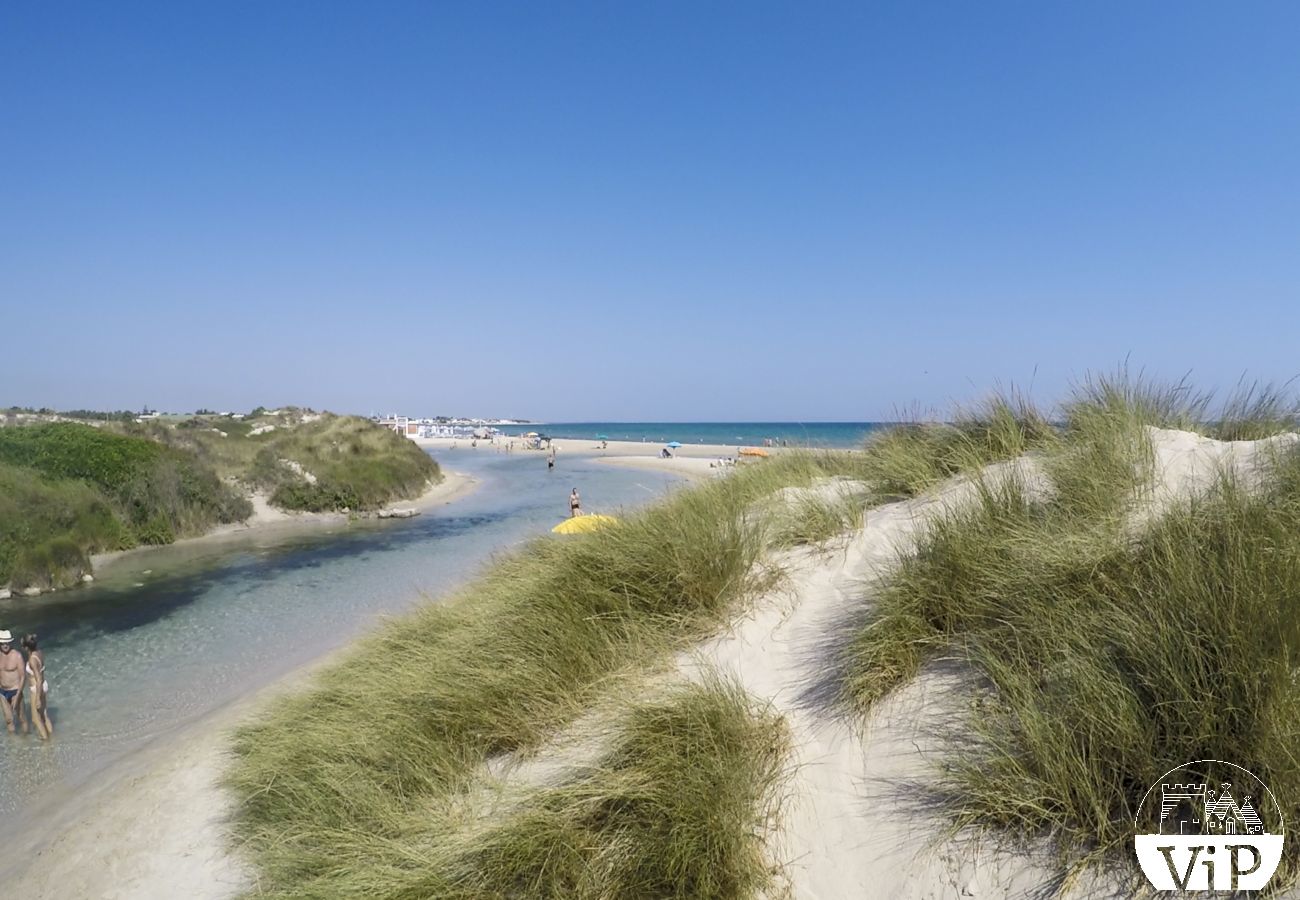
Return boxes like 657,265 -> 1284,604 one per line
569,488 -> 581,517
0,630 -> 25,734
21,634 -> 51,740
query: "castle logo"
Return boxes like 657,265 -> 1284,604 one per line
1134,760 -> 1284,891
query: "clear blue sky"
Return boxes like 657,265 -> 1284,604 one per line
4,2 -> 1299,421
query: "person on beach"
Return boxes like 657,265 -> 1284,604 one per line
548,449 -> 556,471
0,630 -> 25,734
569,488 -> 581,517
21,635 -> 51,740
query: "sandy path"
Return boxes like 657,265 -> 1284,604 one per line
679,459 -> 1060,898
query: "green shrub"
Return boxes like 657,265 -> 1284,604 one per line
0,461 -> 129,587
12,536 -> 90,590
0,424 -> 250,584
0,422 -> 165,490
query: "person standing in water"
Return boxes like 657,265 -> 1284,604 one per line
0,630 -> 25,734
548,448 -> 556,471
22,634 -> 51,740
569,488 -> 581,517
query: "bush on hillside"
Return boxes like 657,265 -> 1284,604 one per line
0,424 -> 252,586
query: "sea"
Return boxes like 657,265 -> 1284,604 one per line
496,422 -> 885,449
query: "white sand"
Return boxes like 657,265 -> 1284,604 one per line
17,428 -> 1294,899
679,459 -> 1063,898
415,435 -> 785,481
5,713 -> 252,900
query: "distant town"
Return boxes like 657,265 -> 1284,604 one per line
374,415 -> 535,439
2,406 -> 536,438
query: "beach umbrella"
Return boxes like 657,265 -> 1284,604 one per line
552,514 -> 619,534
666,441 -> 682,448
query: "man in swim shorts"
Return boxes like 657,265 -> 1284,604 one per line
0,630 -> 25,733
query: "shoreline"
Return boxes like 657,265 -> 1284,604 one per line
0,468 -> 481,900
0,654 -> 338,900
413,436 -> 795,482
87,468 -> 477,577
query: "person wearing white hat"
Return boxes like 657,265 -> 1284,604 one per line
0,630 -> 25,734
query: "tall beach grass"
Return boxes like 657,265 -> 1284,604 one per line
841,374 -> 1300,887
227,453 -> 849,895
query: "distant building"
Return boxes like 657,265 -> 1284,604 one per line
375,414 -> 504,440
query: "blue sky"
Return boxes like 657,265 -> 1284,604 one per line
3,2 -> 1299,421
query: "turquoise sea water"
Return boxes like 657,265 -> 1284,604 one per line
498,422 -> 885,449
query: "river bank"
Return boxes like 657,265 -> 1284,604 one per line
0,450 -> 685,898
85,469 -> 476,576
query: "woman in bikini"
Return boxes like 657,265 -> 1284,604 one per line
569,488 -> 581,517
22,634 -> 52,739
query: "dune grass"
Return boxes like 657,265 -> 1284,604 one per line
227,453 -> 853,896
859,393 -> 1057,500
766,481 -> 869,549
1209,378 -> 1300,441
841,375 -> 1300,886
938,459 -> 1300,883
397,677 -> 790,900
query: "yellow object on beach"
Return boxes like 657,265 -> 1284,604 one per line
552,514 -> 619,534
738,447 -> 769,457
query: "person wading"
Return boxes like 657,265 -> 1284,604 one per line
0,630 -> 26,734
22,634 -> 52,740
569,488 -> 581,517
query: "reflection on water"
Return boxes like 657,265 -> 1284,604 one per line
0,448 -> 679,826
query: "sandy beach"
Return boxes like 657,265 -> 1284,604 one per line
0,657 -> 339,900
414,436 -> 790,481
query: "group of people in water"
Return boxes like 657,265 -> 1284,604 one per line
0,630 -> 53,739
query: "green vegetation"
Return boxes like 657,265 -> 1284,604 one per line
245,677 -> 789,900
139,411 -> 440,512
859,393 -> 1057,500
0,461 -> 126,589
227,452 -> 866,898
841,375 -> 1300,885
767,479 -> 869,549
0,410 -> 439,587
0,423 -> 251,588
222,372 -> 1300,897
439,678 -> 789,900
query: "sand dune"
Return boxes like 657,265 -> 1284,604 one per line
10,428 -> 1289,898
